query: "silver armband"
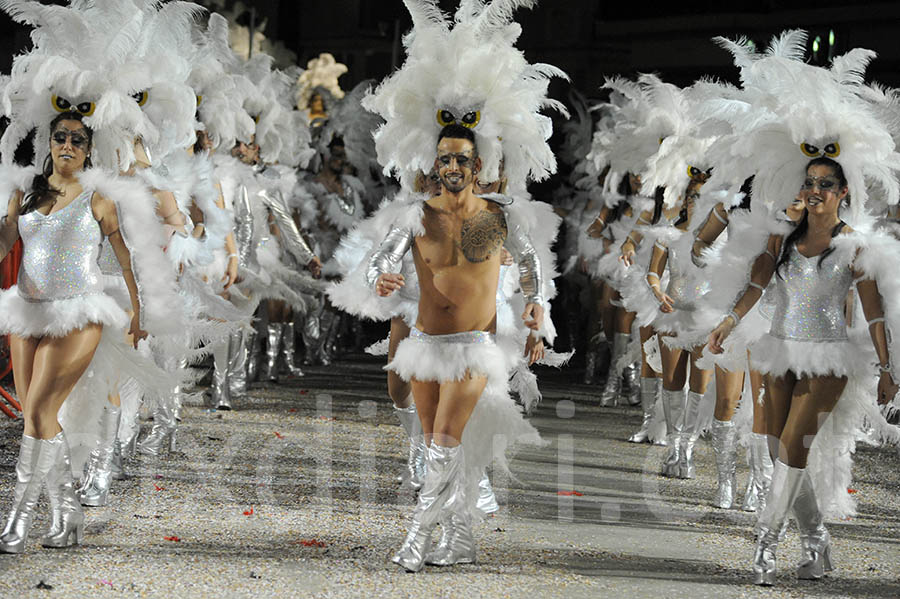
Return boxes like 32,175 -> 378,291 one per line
365,225 -> 414,287
505,224 -> 544,306
260,189 -> 315,265
233,184 -> 257,270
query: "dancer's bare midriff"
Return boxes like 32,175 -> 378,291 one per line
413,200 -> 506,335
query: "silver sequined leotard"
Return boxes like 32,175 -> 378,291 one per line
17,189 -> 104,301
768,246 -> 852,342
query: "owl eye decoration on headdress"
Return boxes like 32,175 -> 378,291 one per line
687,165 -> 713,179
51,94 -> 96,117
132,90 -> 149,107
436,109 -> 481,129
800,141 -> 841,158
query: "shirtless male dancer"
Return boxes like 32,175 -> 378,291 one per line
374,124 -> 542,571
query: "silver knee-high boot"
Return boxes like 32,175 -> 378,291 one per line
742,432 -> 774,512
394,402 -> 426,490
660,388 -> 686,477
711,418 -> 737,508
262,323 -> 283,383
138,398 -> 177,456
628,377 -> 660,443
392,444 -> 462,572
753,459 -> 804,586
245,328 -> 261,382
621,362 -> 641,406
0,435 -> 54,553
42,432 -> 84,548
227,329 -> 249,405
211,337 -> 232,410
78,404 -> 121,507
474,469 -> 499,515
793,471 -> 833,580
280,322 -> 305,377
599,333 -> 629,406
426,466 -> 477,567
679,390 -> 704,479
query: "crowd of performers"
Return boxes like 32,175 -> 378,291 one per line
0,0 -> 897,588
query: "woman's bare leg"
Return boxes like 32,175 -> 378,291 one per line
779,375 -> 846,468
713,366 -> 744,421
9,335 -> 39,413
24,324 -> 103,439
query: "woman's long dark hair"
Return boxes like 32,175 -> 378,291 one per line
21,112 -> 93,215
775,157 -> 847,278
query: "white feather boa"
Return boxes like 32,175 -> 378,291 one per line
77,169 -> 184,335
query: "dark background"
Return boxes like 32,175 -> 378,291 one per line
2,1 -> 899,100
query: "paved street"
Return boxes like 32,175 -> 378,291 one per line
0,355 -> 898,598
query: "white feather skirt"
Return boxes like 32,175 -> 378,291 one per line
0,288 -> 128,338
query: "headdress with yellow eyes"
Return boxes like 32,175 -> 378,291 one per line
702,29 -> 900,218
1,0 -> 203,171
363,0 -> 568,190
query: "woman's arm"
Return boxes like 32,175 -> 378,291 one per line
587,205 -> 612,239
707,234 -> 781,353
855,275 -> 900,404
619,207 -> 654,266
692,202 -> 728,267
189,200 -> 205,239
154,189 -> 187,234
92,193 -> 148,348
0,190 -> 22,262
214,183 -> 239,288
647,242 -> 674,313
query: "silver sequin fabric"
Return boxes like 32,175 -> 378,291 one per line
769,247 -> 851,341
665,246 -> 709,311
17,189 -> 105,302
410,328 -> 495,345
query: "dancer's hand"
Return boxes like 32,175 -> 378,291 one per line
307,256 -> 323,279
129,314 -> 148,348
524,335 -> 545,365
654,290 -> 675,313
222,255 -> 239,290
587,219 -> 606,239
376,273 -> 404,296
522,302 -> 544,331
620,243 -> 636,266
707,319 -> 735,354
500,247 -> 514,266
877,371 -> 899,405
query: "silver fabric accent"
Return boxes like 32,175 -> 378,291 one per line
263,323 -> 283,383
227,329 -> 248,401
394,404 -> 426,490
279,322 -> 305,377
628,377 -> 660,443
233,184 -> 259,271
504,224 -> 544,306
753,461 -> 805,586
259,189 -> 315,266
769,248 -> 852,341
41,433 -> 84,548
17,189 -> 105,302
794,471 -> 833,579
679,390 -> 704,479
742,432 -> 773,512
409,328 -> 495,345
365,225 -> 414,287
660,388 -> 686,477
212,337 -> 232,410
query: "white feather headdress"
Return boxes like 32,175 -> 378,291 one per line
363,0 -> 568,189
296,52 -> 346,111
313,80 -> 383,179
704,30 -> 900,217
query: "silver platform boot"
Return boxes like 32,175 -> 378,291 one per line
280,322 -> 305,377
629,377 -> 660,443
679,390 -> 704,479
392,444 -> 461,572
599,333 -> 629,406
794,471 -> 833,580
0,434 -> 53,553
78,404 -> 121,507
262,323 -> 283,383
138,397 -> 177,456
42,432 -> 84,548
621,362 -> 641,406
211,337 -> 232,410
394,403 -> 426,490
753,460 -> 804,586
426,464 -> 477,567
660,387 -> 686,477
301,313 -> 320,365
742,432 -> 774,512
711,418 -> 737,508
475,468 -> 499,515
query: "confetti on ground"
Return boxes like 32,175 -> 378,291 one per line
163,536 -> 181,542
243,507 -> 254,516
557,490 -> 583,496
274,432 -> 285,439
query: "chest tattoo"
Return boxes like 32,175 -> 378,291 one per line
457,210 -> 507,263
